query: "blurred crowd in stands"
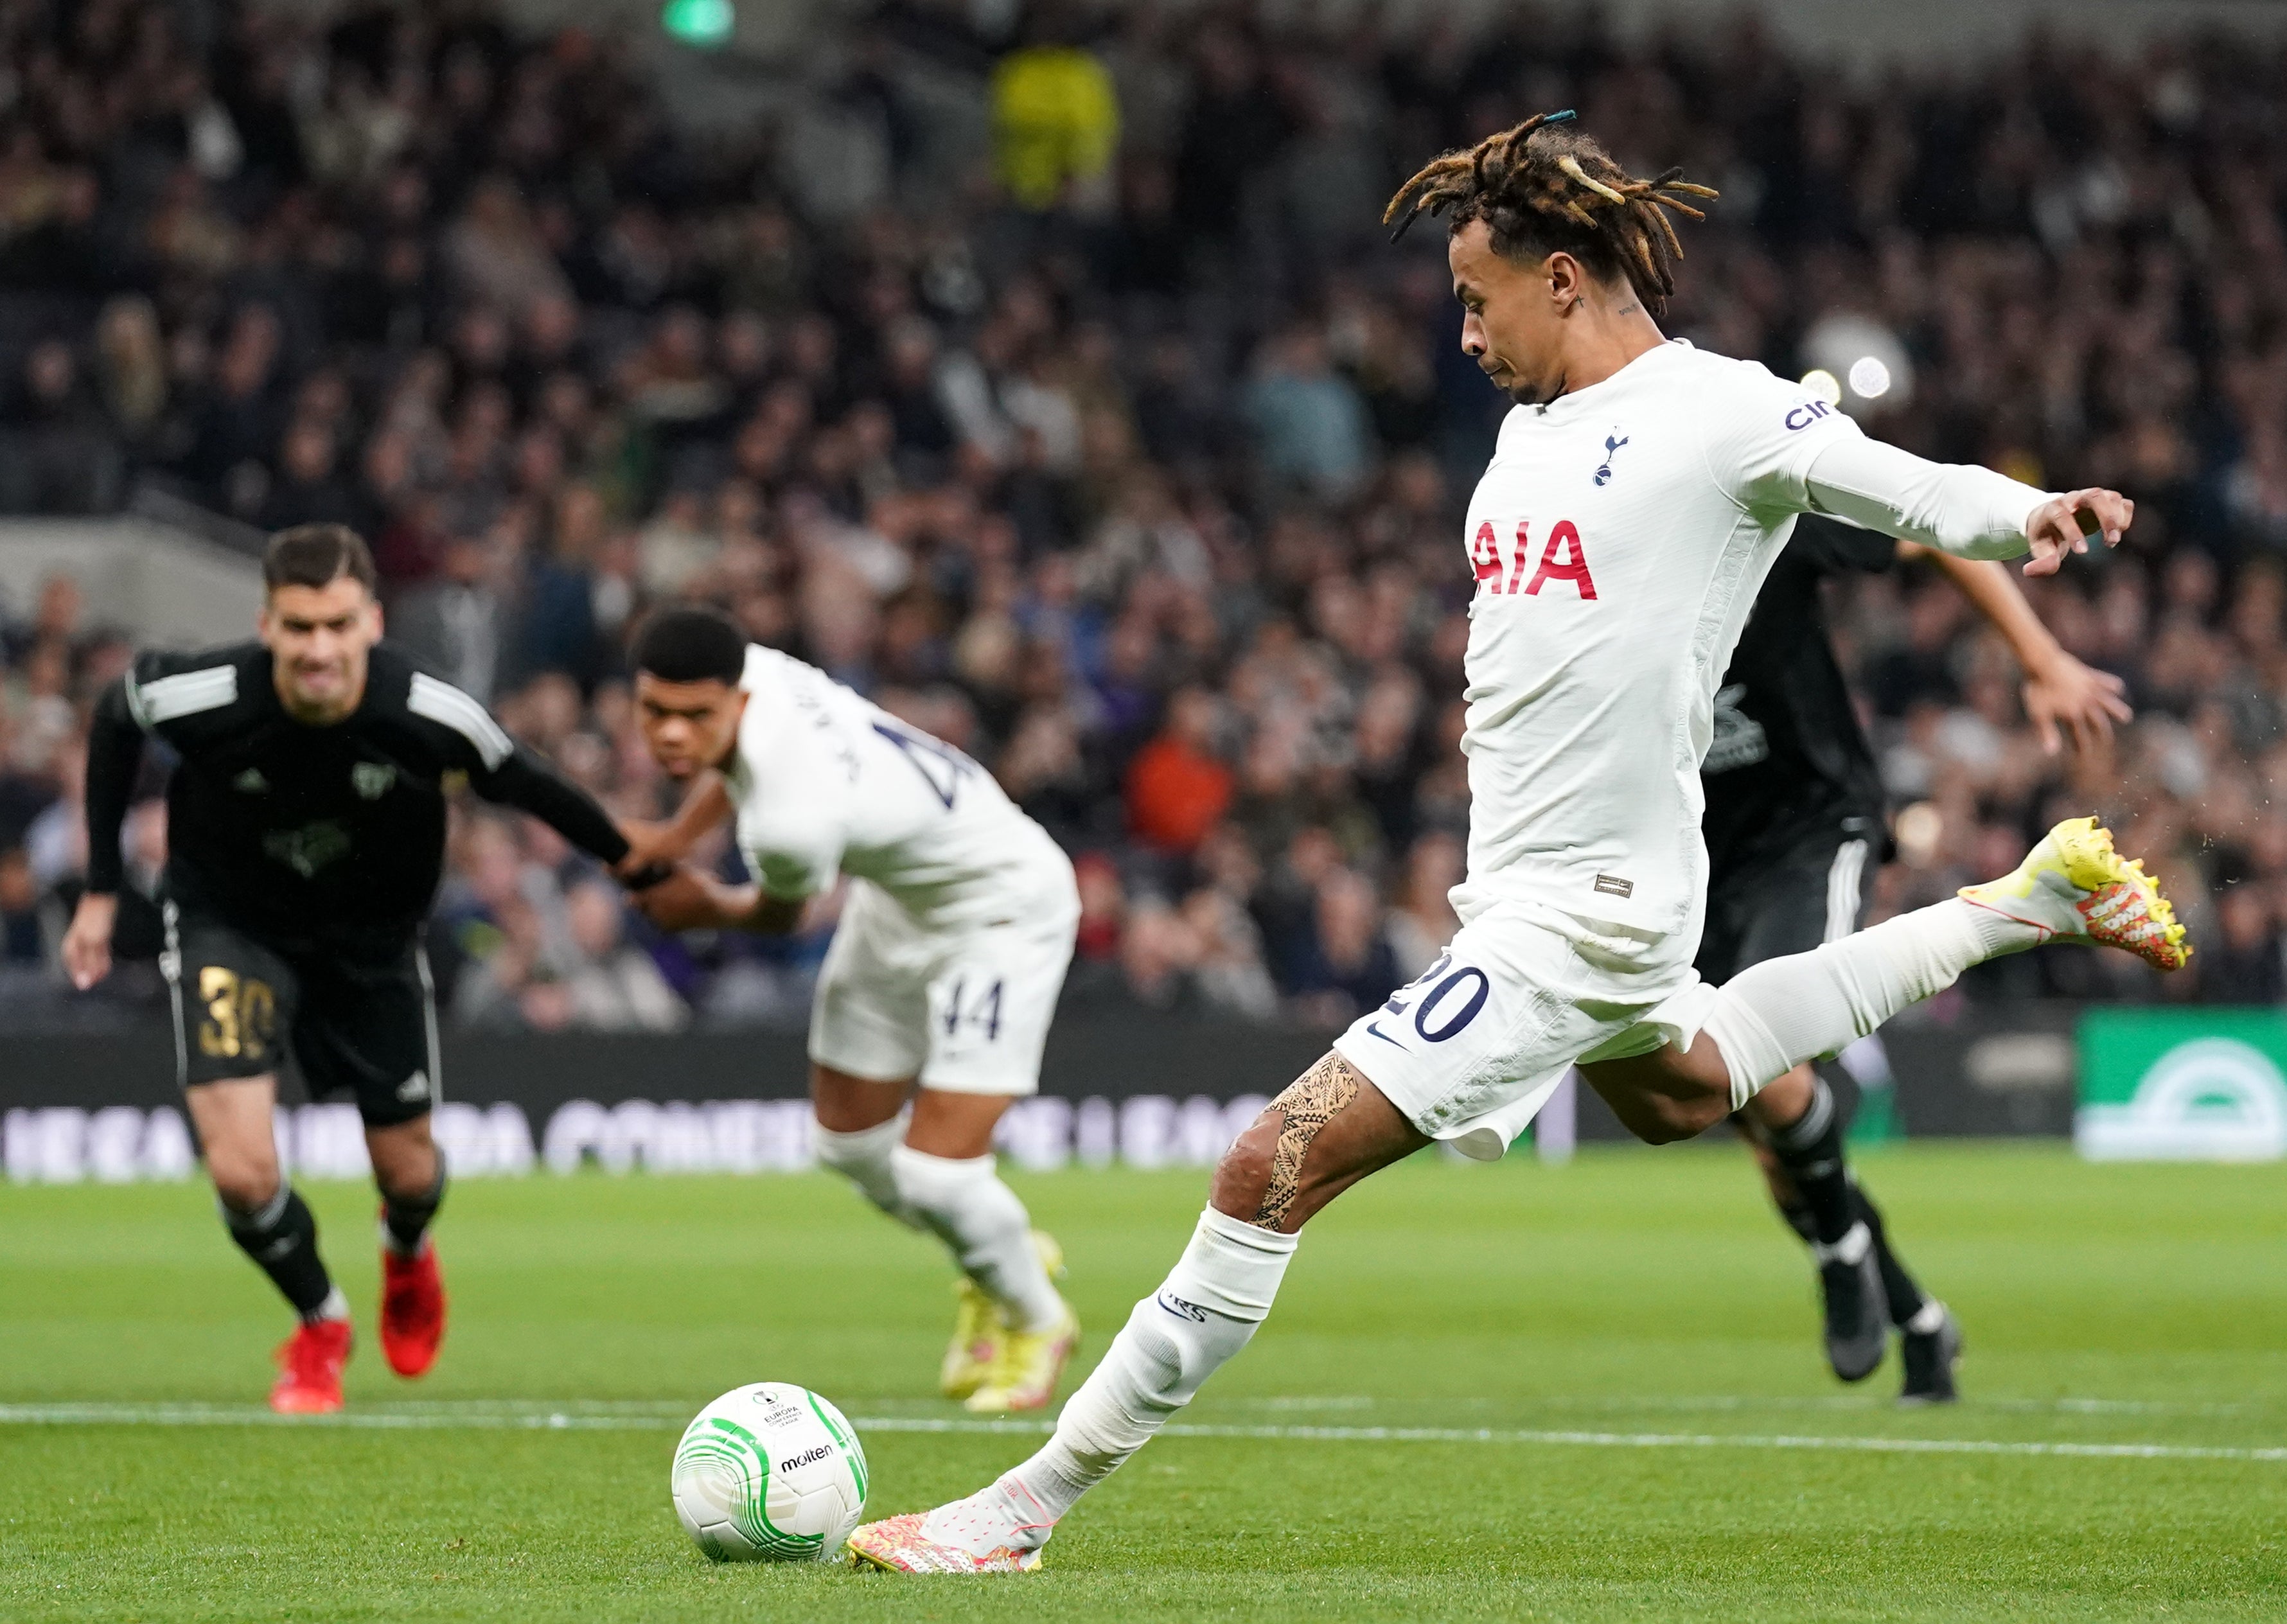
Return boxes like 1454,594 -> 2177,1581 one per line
2,0 -> 2286,1031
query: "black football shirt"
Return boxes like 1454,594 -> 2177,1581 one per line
1700,515 -> 1896,877
85,640 -> 627,951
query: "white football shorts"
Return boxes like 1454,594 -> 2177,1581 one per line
1330,896 -> 1720,1160
808,869 -> 1080,1097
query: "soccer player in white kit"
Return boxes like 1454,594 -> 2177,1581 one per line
621,606 -> 1083,1415
847,112 -> 2188,1571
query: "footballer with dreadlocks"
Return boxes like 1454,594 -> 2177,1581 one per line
847,112 -> 2184,1573
63,524 -> 657,1414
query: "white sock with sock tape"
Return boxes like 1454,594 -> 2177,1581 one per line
891,1145 -> 1064,1334
1700,899 -> 2001,1109
1002,1208 -> 1297,1533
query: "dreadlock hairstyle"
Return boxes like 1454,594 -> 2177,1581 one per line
1384,110 -> 1718,319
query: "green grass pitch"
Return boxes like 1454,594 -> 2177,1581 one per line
4,1143 -> 2283,1621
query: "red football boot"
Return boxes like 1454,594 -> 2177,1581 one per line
270,1318 -> 352,1414
379,1236 -> 447,1377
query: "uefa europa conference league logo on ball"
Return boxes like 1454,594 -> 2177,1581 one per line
671,1384 -> 869,1562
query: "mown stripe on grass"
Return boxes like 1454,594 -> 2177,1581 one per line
0,1403 -> 671,1430
2,1403 -> 2282,1463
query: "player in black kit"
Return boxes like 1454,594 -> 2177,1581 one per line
62,525 -> 645,1413
1702,514 -> 2129,1401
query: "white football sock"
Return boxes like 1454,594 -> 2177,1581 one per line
1004,1207 -> 1297,1532
811,1115 -> 919,1228
890,1146 -> 1064,1334
1702,898 -> 2009,1109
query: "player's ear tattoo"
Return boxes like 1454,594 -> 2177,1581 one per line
1253,1052 -> 1363,1231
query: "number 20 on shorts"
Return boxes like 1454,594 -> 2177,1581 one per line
1370,953 -> 1490,1045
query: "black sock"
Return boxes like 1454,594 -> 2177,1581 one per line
1851,1184 -> 1930,1327
222,1185 -> 337,1321
1773,1196 -> 1820,1247
1731,1108 -> 1821,1245
1765,1078 -> 1858,1247
381,1156 -> 448,1258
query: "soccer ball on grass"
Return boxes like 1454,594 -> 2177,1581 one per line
670,1382 -> 868,1562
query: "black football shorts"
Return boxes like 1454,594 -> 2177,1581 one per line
160,901 -> 441,1127
1695,817 -> 1877,987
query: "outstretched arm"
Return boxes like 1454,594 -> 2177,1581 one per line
1804,436 -> 2132,576
81,679 -> 143,897
628,865 -> 805,935
1903,542 -> 2135,755
616,771 -> 732,874
472,745 -> 633,867
65,679 -> 146,989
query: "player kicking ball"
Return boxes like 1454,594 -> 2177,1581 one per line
847,110 -> 2186,1572
620,608 -> 1083,1415
1704,516 -> 2130,1400
63,525 -> 648,1413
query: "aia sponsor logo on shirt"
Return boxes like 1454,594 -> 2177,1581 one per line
1469,518 -> 1598,599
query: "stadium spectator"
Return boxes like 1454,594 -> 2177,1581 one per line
0,845 -> 47,965
991,13 -> 1120,213
560,878 -> 689,1032
1283,865 -> 1402,1027
1,339 -> 120,514
1385,831 -> 1463,981
1124,686 -> 1232,856
2199,884 -> 2286,1003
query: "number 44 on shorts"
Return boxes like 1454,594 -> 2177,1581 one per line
940,976 -> 1004,1041
1364,953 -> 1490,1048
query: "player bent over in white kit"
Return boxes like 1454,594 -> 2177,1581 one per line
847,110 -> 2189,1572
622,607 -> 1082,1414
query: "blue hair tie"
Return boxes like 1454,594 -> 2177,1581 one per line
1544,109 -> 1577,126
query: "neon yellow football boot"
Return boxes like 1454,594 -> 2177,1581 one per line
1959,816 -> 2189,971
962,1231 -> 1077,1415
939,1278 -> 1001,1402
941,1231 -> 1068,1400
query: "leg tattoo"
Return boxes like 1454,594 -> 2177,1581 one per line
1255,1053 -> 1362,1230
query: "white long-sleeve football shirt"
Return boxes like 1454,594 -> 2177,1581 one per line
1451,339 -> 2045,943
723,645 -> 1071,931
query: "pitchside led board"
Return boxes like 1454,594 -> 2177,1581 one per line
2077,1008 -> 2287,1161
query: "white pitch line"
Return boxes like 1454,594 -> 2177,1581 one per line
1475,1393 -> 2283,1419
1,1404 -> 2281,1463
858,1415 -> 2287,1463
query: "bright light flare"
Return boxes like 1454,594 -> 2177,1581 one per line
1800,368 -> 1842,407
